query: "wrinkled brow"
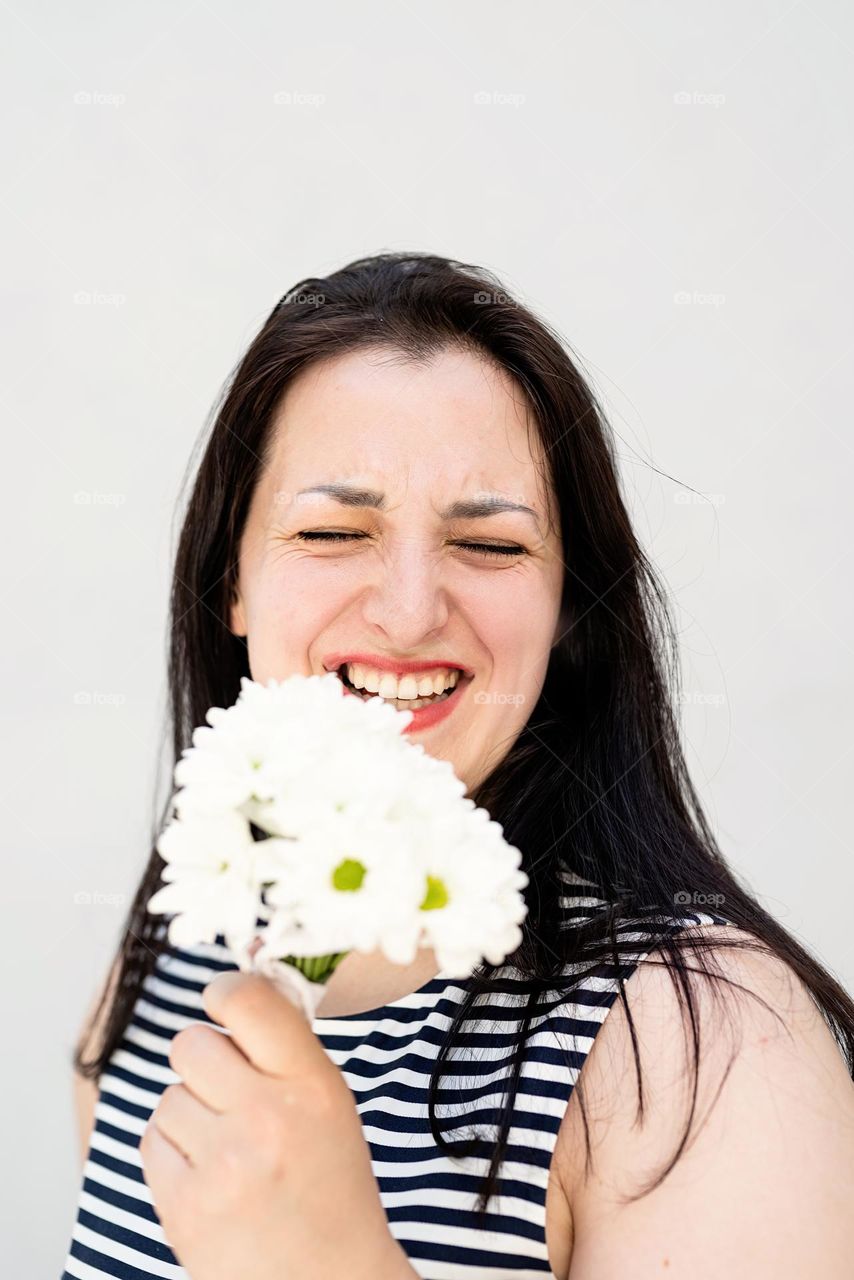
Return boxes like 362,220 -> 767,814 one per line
295,482 -> 544,529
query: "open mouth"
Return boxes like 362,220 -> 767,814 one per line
335,663 -> 472,712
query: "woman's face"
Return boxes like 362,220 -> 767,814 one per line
229,344 -> 565,793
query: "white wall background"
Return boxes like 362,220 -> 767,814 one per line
1,1 -> 852,1271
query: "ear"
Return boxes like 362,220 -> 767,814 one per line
551,602 -> 570,648
229,582 -> 247,637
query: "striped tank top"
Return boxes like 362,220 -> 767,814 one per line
61,875 -> 732,1279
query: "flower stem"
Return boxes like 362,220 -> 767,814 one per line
280,951 -> 349,984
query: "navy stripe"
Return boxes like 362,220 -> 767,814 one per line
399,1235 -> 553,1271
62,904 -> 735,1278
384,1202 -> 546,1243
66,1237 -> 173,1280
79,1175 -> 160,1225
76,1208 -> 177,1264
98,1090 -> 155,1124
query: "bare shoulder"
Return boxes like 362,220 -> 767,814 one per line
553,925 -> 854,1279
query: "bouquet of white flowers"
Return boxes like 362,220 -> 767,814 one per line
146,673 -> 528,1017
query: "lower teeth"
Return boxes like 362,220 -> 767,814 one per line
396,687 -> 453,710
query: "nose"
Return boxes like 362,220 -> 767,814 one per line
359,534 -> 450,649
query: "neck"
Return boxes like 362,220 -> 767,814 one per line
314,946 -> 441,1017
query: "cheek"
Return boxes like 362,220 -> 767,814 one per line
465,587 -> 556,729
473,580 -> 557,672
244,562 -> 353,678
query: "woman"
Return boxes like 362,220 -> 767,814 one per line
64,252 -> 854,1279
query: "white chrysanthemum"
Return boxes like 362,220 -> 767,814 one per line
172,675 -> 340,814
250,738 -> 466,840
398,811 -> 529,975
172,673 -> 425,826
148,809 -> 285,951
257,812 -> 426,958
146,672 -> 529,992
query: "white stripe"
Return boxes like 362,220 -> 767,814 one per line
381,1185 -> 548,1228
96,1097 -> 149,1138
61,1253 -> 140,1280
157,955 -> 230,984
70,1221 -> 187,1278
61,912 -> 732,1277
109,1046 -> 178,1087
389,1215 -> 549,1258
81,1148 -> 155,1201
89,1127 -> 146,1170
77,1187 -> 169,1247
143,974 -> 212,1011
98,1069 -> 163,1110
393,1259 -> 548,1280
133,995 -> 207,1034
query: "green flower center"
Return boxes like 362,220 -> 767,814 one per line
332,858 -> 367,892
420,875 -> 449,911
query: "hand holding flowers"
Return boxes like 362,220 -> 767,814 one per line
139,672 -> 528,1278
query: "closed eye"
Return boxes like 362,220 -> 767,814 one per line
296,531 -> 526,559
454,540 -> 526,559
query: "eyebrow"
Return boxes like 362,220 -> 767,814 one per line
295,482 -> 543,527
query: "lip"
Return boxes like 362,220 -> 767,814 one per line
322,652 -> 473,678
336,667 -> 472,733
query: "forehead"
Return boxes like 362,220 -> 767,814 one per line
262,345 -> 557,520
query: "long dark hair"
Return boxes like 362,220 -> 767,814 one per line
74,251 -> 854,1217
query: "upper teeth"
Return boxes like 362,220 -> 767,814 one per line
343,663 -> 461,700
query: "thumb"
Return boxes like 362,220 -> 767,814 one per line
202,970 -> 333,1081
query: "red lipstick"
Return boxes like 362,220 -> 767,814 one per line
322,653 -> 474,733
323,652 -> 472,677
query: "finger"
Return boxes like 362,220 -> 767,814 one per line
202,970 -> 333,1081
151,1082 -> 218,1167
140,1106 -> 192,1204
169,1022 -> 259,1111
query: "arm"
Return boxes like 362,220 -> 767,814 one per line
72,956 -> 121,1168
73,1070 -> 98,1169
558,926 -> 854,1278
